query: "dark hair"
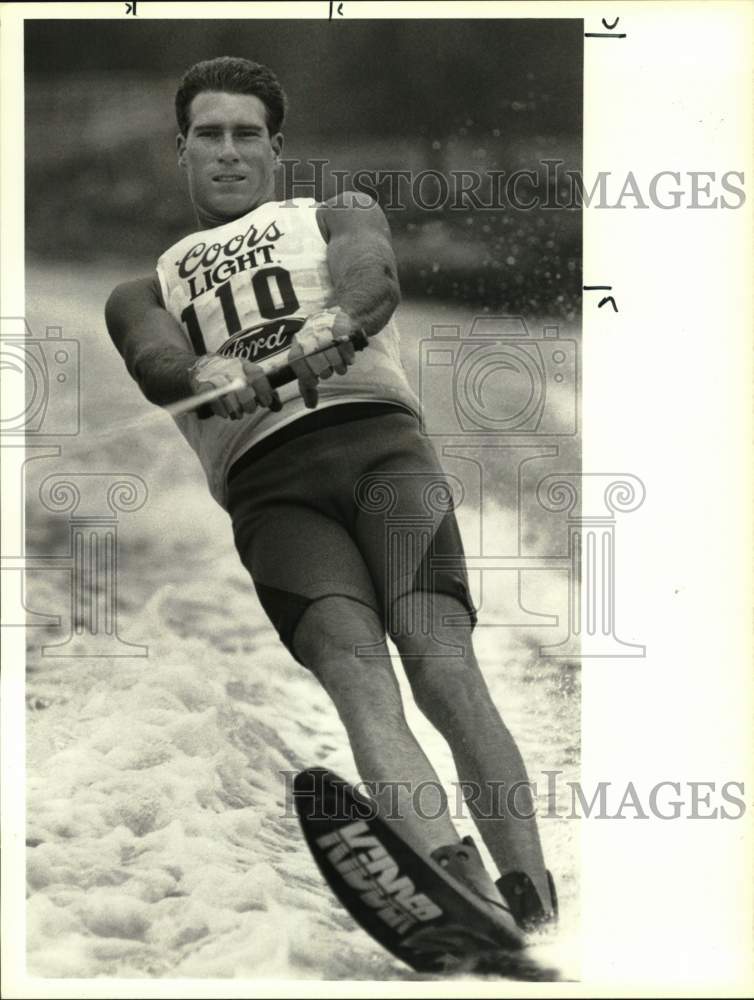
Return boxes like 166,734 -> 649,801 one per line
175,57 -> 287,136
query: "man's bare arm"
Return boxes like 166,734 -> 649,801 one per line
318,192 -> 401,336
105,276 -> 197,406
106,275 -> 279,418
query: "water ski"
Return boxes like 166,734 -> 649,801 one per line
293,767 -> 560,979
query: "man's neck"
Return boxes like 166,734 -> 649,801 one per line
194,193 -> 276,231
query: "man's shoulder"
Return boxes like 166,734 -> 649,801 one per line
105,274 -> 163,321
320,190 -> 381,215
322,191 -> 382,211
318,191 -> 389,241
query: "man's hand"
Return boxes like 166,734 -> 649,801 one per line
287,308 -> 358,408
188,354 -> 282,420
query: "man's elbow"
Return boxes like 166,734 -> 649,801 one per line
364,264 -> 400,336
104,283 -> 126,338
385,267 -> 401,313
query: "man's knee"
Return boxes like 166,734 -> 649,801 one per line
293,596 -> 406,727
408,656 -> 494,735
391,592 -> 476,660
293,595 -> 385,674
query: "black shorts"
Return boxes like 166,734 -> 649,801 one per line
226,403 -> 477,665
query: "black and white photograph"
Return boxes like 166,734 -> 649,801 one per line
1,2 -> 751,996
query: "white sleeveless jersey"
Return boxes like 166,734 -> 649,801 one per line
155,198 -> 421,507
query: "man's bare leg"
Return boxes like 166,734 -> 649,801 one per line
293,595 -> 460,856
394,592 -> 554,912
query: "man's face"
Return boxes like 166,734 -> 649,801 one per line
177,91 -> 283,226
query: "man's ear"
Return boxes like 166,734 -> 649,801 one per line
176,133 -> 187,170
271,132 -> 284,162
